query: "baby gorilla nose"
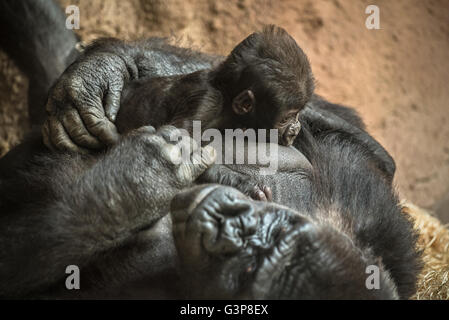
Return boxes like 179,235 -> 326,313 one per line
280,121 -> 301,146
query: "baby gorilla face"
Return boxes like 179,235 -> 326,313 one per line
171,185 -> 399,299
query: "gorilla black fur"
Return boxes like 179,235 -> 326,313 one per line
0,0 -> 421,299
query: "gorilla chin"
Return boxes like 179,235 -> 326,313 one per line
171,185 -> 399,300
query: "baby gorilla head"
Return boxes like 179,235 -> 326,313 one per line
212,25 -> 314,146
171,185 -> 399,299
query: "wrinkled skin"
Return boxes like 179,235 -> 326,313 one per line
42,38 -> 219,153
0,0 -> 420,299
171,185 -> 399,299
42,51 -> 131,152
166,100 -> 419,299
0,125 -> 216,298
42,26 -> 314,152
40,32 -> 313,201
40,25 -> 317,201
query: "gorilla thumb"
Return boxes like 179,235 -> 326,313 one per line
177,145 -> 217,184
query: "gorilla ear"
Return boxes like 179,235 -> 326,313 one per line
232,90 -> 255,115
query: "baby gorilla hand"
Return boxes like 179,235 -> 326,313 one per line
239,178 -> 273,202
42,51 -> 137,153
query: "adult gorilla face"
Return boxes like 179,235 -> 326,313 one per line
171,185 -> 399,299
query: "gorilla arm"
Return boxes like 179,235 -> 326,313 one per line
0,126 -> 215,298
42,38 -> 219,153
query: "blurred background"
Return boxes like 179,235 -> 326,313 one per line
0,0 -> 448,221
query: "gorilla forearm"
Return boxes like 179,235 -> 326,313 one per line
43,37 -> 220,153
0,126 -> 215,297
0,136 -> 155,296
83,37 -> 218,79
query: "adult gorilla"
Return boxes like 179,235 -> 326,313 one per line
0,0 -> 421,299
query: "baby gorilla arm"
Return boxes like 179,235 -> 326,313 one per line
0,126 -> 215,298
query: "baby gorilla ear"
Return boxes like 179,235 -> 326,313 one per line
232,89 -> 255,115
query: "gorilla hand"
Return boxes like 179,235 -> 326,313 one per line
128,125 -> 217,188
116,125 -> 217,222
43,50 -> 138,153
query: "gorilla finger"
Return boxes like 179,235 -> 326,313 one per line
263,186 -> 273,201
48,117 -> 89,154
250,185 -> 272,202
178,145 -> 217,182
255,190 -> 267,202
165,134 -> 199,165
157,125 -> 183,144
187,186 -> 251,216
177,134 -> 199,154
42,121 -> 56,151
62,109 -> 103,149
45,99 -> 55,115
134,125 -> 156,135
80,110 -> 120,146
104,85 -> 123,122
161,143 -> 183,165
46,81 -> 66,114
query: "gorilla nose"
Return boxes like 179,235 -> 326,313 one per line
171,184 -> 221,223
171,185 -> 255,229
171,185 -> 254,256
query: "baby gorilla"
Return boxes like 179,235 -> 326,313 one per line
43,25 -> 313,201
43,25 -> 313,151
117,25 -> 312,146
